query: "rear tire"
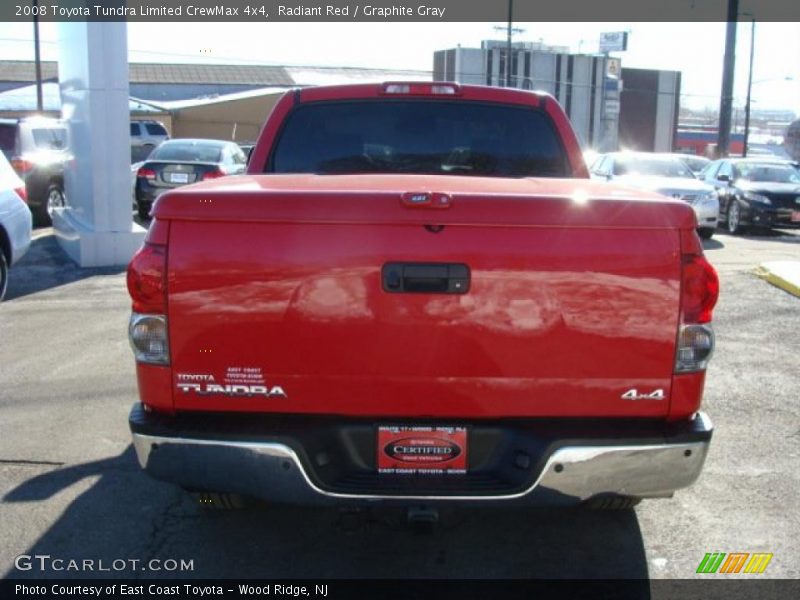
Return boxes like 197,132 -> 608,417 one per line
698,228 -> 715,240
35,183 -> 66,227
137,200 -> 152,220
584,496 -> 641,510
727,201 -> 746,235
0,250 -> 8,301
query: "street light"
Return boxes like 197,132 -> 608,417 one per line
742,18 -> 755,157
33,0 -> 43,112
743,83 -> 794,157
742,19 -> 795,157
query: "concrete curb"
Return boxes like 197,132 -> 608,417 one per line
755,261 -> 800,298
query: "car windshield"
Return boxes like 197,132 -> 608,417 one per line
614,157 -> 695,178
682,157 -> 709,172
32,127 -> 68,150
736,163 -> 800,184
268,100 -> 568,178
151,142 -> 222,162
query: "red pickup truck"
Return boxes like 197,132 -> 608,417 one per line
127,83 -> 719,511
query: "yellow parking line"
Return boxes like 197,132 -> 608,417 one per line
755,267 -> 800,298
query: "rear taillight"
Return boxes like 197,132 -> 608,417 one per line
127,242 -> 166,314
201,168 -> 224,181
14,186 -> 27,203
681,254 -> 719,324
675,253 -> 719,373
11,158 -> 33,175
127,242 -> 168,365
675,324 -> 714,373
137,167 -> 156,181
129,313 -> 169,365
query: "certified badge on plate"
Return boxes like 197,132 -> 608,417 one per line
377,425 -> 467,475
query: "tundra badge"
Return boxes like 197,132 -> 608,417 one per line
621,388 -> 665,401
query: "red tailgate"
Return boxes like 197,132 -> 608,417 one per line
159,175 -> 687,419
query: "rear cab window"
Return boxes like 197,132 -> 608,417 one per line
267,100 -> 568,178
31,127 -> 68,151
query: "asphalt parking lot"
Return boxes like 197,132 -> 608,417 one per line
0,226 -> 798,581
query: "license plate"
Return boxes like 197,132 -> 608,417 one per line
169,172 -> 189,184
792,211 -> 800,223
377,426 -> 467,475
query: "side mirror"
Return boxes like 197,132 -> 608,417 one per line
717,174 -> 731,183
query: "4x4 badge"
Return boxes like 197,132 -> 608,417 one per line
621,388 -> 665,401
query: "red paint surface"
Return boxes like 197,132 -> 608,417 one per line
158,180 -> 690,417
133,83 -> 713,420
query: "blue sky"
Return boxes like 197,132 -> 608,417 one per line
0,21 -> 798,113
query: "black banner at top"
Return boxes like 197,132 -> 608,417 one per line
4,0 -> 800,23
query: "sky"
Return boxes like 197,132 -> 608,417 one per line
0,21 -> 798,114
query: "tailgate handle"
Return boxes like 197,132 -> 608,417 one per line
382,263 -> 470,294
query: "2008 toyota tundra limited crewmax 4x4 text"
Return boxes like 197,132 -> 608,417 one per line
127,83 -> 719,511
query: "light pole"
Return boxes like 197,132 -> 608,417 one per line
506,0 -> 513,86
743,74 -> 794,157
33,0 -> 43,112
717,0 -> 739,157
743,18 -> 755,157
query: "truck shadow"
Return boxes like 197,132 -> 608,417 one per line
5,233 -> 124,301
702,237 -> 724,250
3,445 -> 650,584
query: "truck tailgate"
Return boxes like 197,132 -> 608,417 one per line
160,175 -> 688,418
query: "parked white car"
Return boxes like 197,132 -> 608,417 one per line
0,153 -> 33,300
590,152 -> 720,239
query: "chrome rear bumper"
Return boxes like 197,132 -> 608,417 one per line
130,408 -> 712,506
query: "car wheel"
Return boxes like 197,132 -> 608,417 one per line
727,201 -> 746,235
36,183 -> 66,227
698,228 -> 715,240
0,250 -> 8,301
136,201 -> 151,220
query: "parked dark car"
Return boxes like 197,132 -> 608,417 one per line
700,158 -> 800,234
134,139 -> 247,219
0,117 -> 71,226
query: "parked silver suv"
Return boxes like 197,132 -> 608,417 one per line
130,120 -> 169,163
0,117 -> 71,226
